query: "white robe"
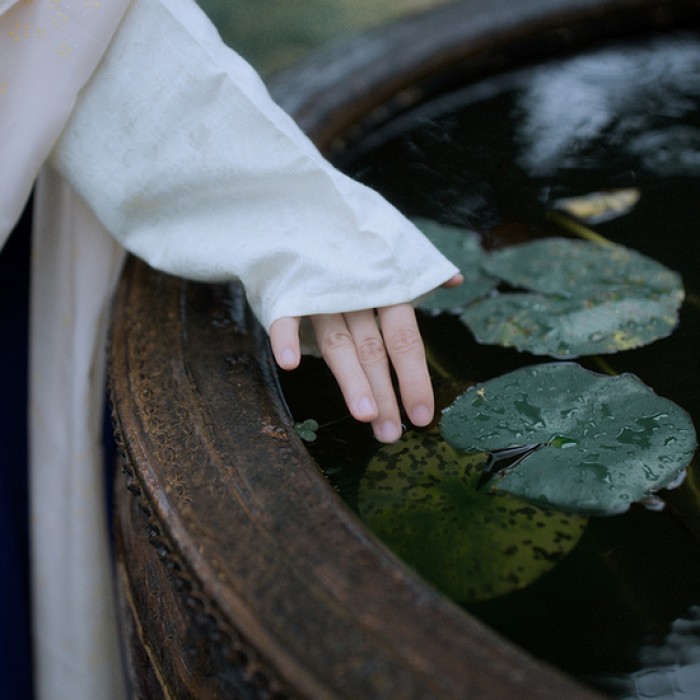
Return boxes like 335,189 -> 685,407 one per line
1,1 -> 458,698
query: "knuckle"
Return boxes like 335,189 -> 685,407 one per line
321,330 -> 354,354
357,337 -> 388,365
388,326 -> 423,356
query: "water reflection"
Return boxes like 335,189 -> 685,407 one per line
601,606 -> 700,699
517,36 -> 700,178
630,126 -> 700,177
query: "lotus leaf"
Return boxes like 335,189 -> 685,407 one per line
358,429 -> 588,602
412,217 -> 498,312
440,363 -> 697,515
462,291 -> 681,358
481,238 -> 680,299
462,238 -> 684,356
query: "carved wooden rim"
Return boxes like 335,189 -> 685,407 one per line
110,0 -> 700,697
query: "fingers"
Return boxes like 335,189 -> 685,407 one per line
345,310 -> 403,442
269,316 -> 301,370
377,304 -> 434,428
272,304 -> 435,444
312,305 -> 432,443
310,312 -> 386,428
442,272 -> 464,288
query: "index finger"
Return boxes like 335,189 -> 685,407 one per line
377,304 -> 434,427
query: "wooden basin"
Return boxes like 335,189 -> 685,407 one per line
109,0 -> 700,697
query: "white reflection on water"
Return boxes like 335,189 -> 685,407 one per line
600,606 -> 700,699
516,35 -> 700,177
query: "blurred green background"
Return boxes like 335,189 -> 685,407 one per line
198,0 -> 455,75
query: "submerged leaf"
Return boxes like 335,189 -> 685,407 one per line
358,429 -> 587,602
462,238 -> 684,357
440,363 -> 697,515
412,217 -> 498,312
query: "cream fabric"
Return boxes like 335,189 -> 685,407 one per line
2,0 -> 458,698
31,170 -> 127,700
52,0 -> 458,331
0,0 -> 130,244
1,2 -> 130,698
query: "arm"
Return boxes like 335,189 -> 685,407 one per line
51,0 -> 461,440
0,0 -> 129,245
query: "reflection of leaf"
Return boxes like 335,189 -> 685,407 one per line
295,419 -> 319,442
440,363 -> 697,515
412,218 -> 498,312
462,238 -> 684,357
552,188 -> 640,224
358,429 -> 588,602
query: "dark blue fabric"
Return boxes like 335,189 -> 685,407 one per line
0,201 -> 34,700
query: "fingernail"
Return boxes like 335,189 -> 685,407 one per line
357,397 -> 376,418
377,421 -> 402,443
412,404 -> 433,426
280,348 -> 296,367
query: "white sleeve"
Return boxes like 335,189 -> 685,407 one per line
0,0 -> 129,245
50,0 -> 458,331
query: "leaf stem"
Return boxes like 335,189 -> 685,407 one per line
546,210 -> 614,246
425,344 -> 452,379
317,414 -> 353,430
590,356 -> 618,377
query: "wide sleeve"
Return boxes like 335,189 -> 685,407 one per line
49,0 -> 459,332
0,0 -> 130,246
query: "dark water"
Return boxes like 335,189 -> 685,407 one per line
281,30 -> 700,698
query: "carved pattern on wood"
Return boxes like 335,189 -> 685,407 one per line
109,268 -> 292,699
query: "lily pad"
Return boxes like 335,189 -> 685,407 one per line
412,217 -> 498,312
358,429 -> 588,602
462,291 -> 681,358
481,238 -> 680,299
461,238 -> 684,357
440,363 -> 697,515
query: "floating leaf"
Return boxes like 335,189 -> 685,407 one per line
552,188 -> 640,224
481,238 -> 680,300
462,238 -> 684,357
358,429 -> 588,602
440,363 -> 697,515
412,217 -> 498,312
294,419 -> 319,442
462,291 -> 681,358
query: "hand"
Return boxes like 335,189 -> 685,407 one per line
269,274 -> 463,443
